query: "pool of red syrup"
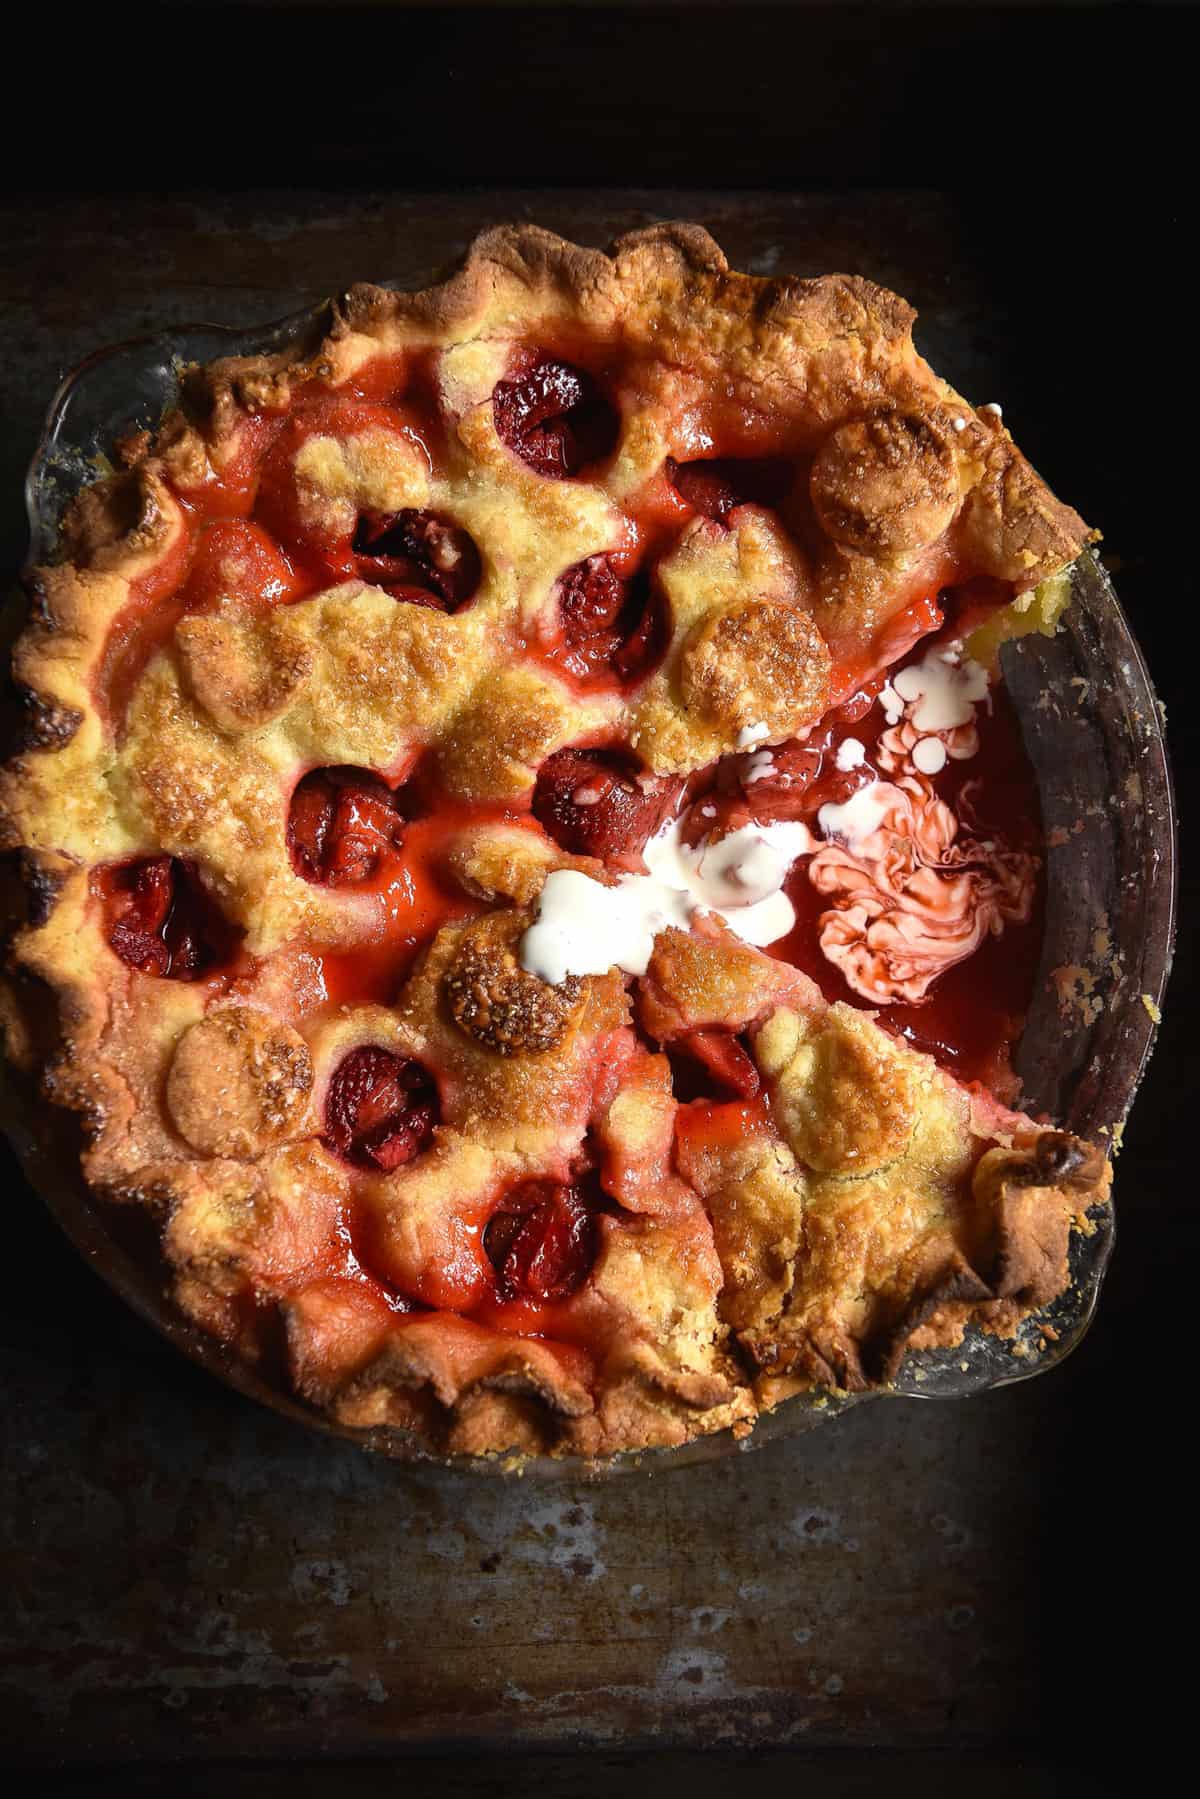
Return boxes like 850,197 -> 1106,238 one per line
90,339 -> 1048,1347
769,647 -> 1044,1090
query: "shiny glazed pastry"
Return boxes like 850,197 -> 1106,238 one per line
0,225 -> 1111,1462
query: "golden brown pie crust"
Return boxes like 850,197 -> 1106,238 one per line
0,223 -> 1109,1463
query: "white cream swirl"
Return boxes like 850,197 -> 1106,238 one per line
809,772 -> 1036,1005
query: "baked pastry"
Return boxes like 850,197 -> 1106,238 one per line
0,224 -> 1112,1463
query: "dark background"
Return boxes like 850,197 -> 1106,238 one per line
2,3 -> 1194,1792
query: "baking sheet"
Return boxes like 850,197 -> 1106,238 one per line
0,190 -> 1169,1773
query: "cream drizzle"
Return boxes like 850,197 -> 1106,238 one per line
519,816 -> 815,984
521,641 -> 1035,1005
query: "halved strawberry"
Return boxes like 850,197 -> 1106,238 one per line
351,508 -> 481,610
674,1029 -> 761,1100
493,356 -> 619,479
483,1180 -> 598,1302
288,769 -> 403,887
103,857 -> 234,979
554,555 -> 668,688
532,749 -> 683,867
182,519 -> 310,612
324,1046 -> 439,1172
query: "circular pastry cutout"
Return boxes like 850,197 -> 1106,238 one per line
101,856 -> 238,981
492,355 -> 620,479
810,410 -> 958,558
177,610 -> 314,733
167,1006 -> 313,1158
484,1179 -> 599,1302
350,508 -> 481,610
323,1045 -> 439,1171
287,767 -> 405,887
444,918 -> 583,1056
681,597 -> 831,737
532,748 -> 684,865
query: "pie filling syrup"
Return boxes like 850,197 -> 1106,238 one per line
86,339 -> 1048,1370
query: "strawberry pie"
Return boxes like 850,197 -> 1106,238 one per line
0,225 -> 1111,1462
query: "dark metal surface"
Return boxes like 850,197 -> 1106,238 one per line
0,190 -> 1185,1775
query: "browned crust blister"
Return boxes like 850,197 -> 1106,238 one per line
0,223 -> 1108,1464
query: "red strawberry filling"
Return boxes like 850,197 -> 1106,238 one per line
681,738 -> 829,846
493,356 -> 620,479
532,749 -> 684,866
673,1029 -> 761,1100
351,508 -> 481,610
182,519 -> 311,612
483,1179 -> 598,1302
665,454 -> 792,520
553,555 -> 668,687
324,1046 -> 439,1172
103,856 -> 236,979
288,768 -> 405,887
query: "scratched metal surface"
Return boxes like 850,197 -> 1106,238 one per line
0,191 -> 1157,1772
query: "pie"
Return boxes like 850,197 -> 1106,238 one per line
0,224 -> 1112,1463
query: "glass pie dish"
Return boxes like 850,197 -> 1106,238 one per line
2,295 -> 1177,1476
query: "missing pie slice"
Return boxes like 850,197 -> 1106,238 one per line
0,224 -> 1111,1462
